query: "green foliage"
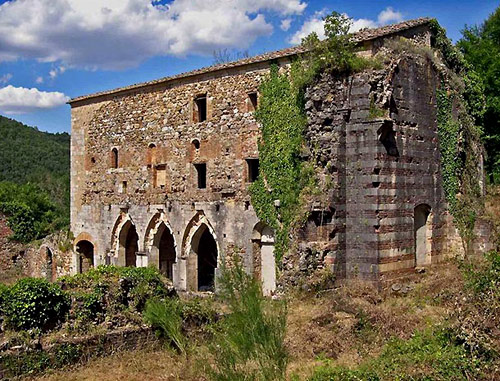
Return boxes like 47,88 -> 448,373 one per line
2,277 -> 70,331
250,12 -> 373,262
0,181 -> 62,242
58,265 -> 171,324
209,259 -> 288,381
0,343 -> 82,378
458,7 -> 500,182
309,328 -> 481,381
144,298 -> 186,353
250,64 -> 307,261
463,250 -> 500,295
0,115 -> 70,227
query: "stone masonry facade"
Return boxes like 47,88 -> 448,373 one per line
68,19 -> 472,292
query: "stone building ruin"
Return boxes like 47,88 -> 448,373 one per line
68,18 -> 485,292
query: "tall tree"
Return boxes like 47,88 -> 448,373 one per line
458,6 -> 500,183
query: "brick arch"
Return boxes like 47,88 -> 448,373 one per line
181,211 -> 219,260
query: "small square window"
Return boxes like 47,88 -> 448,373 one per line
194,95 -> 207,123
246,159 -> 259,182
194,163 -> 207,189
248,92 -> 258,112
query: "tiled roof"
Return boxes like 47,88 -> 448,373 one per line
69,18 -> 431,104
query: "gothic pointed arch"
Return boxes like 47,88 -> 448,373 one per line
182,212 -> 219,291
144,211 -> 177,279
111,212 -> 138,267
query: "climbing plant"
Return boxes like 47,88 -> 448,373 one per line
249,12 -> 372,262
249,64 -> 309,262
431,19 -> 485,249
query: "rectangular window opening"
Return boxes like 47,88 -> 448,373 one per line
246,158 -> 259,183
194,95 -> 207,123
248,92 -> 258,112
120,181 -> 127,194
194,163 -> 207,189
155,165 -> 167,189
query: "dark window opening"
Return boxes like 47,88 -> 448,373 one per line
378,121 -> 399,157
147,143 -> 157,167
91,157 -> 96,164
309,209 -> 334,227
192,139 -> 200,150
194,95 -> 207,122
372,181 -> 381,188
195,163 -> 207,189
246,159 -> 259,183
121,181 -> 127,194
373,167 -> 381,175
248,92 -> 258,112
197,229 -> 218,291
111,148 -> 118,169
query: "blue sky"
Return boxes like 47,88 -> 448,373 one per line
0,0 -> 497,134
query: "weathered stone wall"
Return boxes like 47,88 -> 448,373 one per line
69,21 -> 480,291
285,53 -> 458,287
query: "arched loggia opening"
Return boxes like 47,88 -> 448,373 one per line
76,240 -> 94,274
118,221 -> 139,267
188,224 -> 218,291
414,204 -> 432,266
151,223 -> 176,280
252,223 -> 276,296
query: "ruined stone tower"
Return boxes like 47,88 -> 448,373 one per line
69,18 -> 464,292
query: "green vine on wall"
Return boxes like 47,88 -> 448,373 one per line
431,19 -> 485,250
249,12 -> 373,263
249,65 -> 309,262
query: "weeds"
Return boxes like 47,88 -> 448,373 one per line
143,298 -> 186,354
209,258 -> 288,381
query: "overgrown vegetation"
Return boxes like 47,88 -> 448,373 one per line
0,116 -> 70,242
458,6 -> 500,183
250,12 -> 373,262
0,181 -> 64,242
209,259 -> 288,381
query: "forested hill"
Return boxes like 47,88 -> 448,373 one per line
0,116 -> 70,241
0,116 -> 69,185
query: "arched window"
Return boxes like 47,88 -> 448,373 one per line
111,148 -> 119,169
147,143 -> 157,167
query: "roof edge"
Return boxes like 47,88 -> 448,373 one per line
69,17 -> 431,105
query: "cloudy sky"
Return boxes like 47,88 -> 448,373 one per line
0,0 -> 497,133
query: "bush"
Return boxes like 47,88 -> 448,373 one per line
144,298 -> 185,353
209,258 -> 288,381
3,278 -> 70,331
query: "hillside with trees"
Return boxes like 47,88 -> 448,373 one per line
0,116 -> 70,241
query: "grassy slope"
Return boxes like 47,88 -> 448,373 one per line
33,262 -> 466,381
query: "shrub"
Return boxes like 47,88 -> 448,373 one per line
3,277 -> 70,331
143,298 -> 185,353
209,258 -> 288,381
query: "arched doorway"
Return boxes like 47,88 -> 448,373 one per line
118,221 -> 138,267
45,247 -> 54,281
414,204 -> 432,266
76,240 -> 94,274
188,224 -> 218,291
152,223 -> 176,280
252,223 -> 276,296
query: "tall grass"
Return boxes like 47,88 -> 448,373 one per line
209,258 -> 288,381
143,298 -> 186,354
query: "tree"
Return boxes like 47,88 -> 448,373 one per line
458,6 -> 500,183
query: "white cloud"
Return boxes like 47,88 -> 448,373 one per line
289,7 -> 403,45
0,85 -> 70,114
378,7 -> 403,25
35,76 -> 44,84
0,0 -> 307,70
280,18 -> 292,31
0,73 -> 12,84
